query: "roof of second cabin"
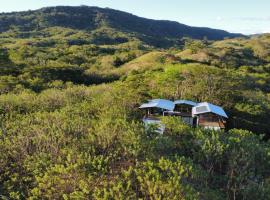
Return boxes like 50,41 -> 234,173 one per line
192,102 -> 228,118
139,99 -> 175,111
174,100 -> 197,106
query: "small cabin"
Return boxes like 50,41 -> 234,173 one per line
139,99 -> 228,132
192,102 -> 228,130
139,99 -> 175,133
139,99 -> 175,119
173,100 -> 197,125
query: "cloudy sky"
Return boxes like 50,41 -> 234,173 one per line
1,0 -> 269,34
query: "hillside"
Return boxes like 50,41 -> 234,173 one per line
0,6 -> 242,47
1,6 -> 270,200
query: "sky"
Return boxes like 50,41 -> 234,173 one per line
0,0 -> 269,34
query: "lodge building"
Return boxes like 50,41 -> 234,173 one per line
139,99 -> 228,132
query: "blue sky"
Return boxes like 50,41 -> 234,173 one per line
1,0 -> 269,34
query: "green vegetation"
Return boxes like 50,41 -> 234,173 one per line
0,6 -> 270,199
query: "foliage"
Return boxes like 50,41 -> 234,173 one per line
0,6 -> 270,199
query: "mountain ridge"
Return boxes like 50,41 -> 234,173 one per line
0,6 -> 244,47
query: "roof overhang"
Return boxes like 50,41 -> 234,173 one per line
192,102 -> 228,118
139,99 -> 175,111
174,100 -> 197,106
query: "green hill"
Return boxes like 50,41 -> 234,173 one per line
0,6 -> 242,47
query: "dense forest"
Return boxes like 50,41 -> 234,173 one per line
1,6 -> 270,199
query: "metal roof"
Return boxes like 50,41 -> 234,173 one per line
192,102 -> 228,118
139,99 -> 175,111
174,100 -> 197,106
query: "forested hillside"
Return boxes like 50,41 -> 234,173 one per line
0,6 -> 242,47
1,6 -> 270,199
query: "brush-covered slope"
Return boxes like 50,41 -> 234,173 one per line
2,6 -> 270,200
0,6 -> 242,47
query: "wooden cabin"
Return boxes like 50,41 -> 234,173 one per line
139,99 -> 175,133
139,100 -> 228,132
173,100 -> 197,125
139,99 -> 175,119
192,102 -> 228,130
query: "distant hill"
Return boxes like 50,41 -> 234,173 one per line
0,6 -> 243,47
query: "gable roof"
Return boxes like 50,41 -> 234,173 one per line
192,102 -> 228,118
139,99 -> 175,111
174,100 -> 197,106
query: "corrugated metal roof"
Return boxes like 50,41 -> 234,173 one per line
139,99 -> 175,111
192,102 -> 228,118
174,100 -> 197,106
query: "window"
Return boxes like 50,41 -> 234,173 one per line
196,106 -> 208,113
175,105 -> 192,113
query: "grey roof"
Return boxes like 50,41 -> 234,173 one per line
174,100 -> 197,106
139,99 -> 175,111
192,102 -> 228,118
